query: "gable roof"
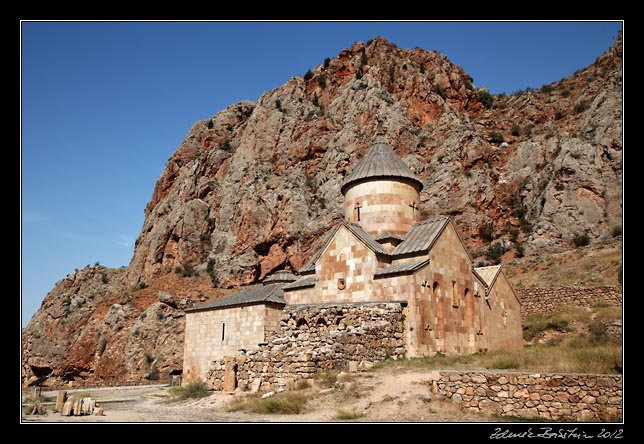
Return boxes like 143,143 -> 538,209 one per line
391,216 -> 450,256
299,219 -> 390,273
473,265 -> 502,289
282,277 -> 316,291
341,135 -> 423,195
473,265 -> 522,305
185,283 -> 286,312
262,271 -> 298,284
374,259 -> 430,278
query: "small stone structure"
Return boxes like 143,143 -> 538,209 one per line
206,303 -> 405,391
430,370 -> 622,422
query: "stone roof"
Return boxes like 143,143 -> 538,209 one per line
391,216 -> 450,256
282,277 -> 317,291
185,283 -> 286,312
472,265 -> 502,289
374,259 -> 430,278
262,271 -> 298,284
299,219 -> 390,273
374,232 -> 405,242
341,135 -> 423,195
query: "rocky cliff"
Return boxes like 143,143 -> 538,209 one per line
22,34 -> 622,387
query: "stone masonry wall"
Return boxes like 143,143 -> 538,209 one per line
207,302 -> 405,391
517,286 -> 622,320
431,370 -> 622,422
183,303 -> 284,383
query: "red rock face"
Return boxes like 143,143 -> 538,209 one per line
22,34 -> 623,387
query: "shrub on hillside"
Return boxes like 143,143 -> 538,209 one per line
477,90 -> 494,108
573,233 -> 590,248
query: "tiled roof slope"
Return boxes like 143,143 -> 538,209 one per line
391,216 -> 450,256
185,284 -> 285,312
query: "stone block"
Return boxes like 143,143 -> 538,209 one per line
62,400 -> 73,416
223,357 -> 237,392
72,397 -> 82,415
250,378 -> 262,393
478,399 -> 502,416
514,388 -> 529,398
55,390 -> 67,412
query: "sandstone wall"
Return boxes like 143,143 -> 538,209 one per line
344,179 -> 420,237
480,272 -> 524,351
432,370 -> 622,422
183,302 -> 283,383
517,286 -> 622,319
206,303 -> 405,391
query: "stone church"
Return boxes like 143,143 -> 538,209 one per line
183,131 -> 522,384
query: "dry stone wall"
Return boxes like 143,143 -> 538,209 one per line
517,286 -> 622,319
432,370 -> 622,422
207,302 -> 405,391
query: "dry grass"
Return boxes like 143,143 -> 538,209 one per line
371,303 -> 622,374
167,380 -> 210,400
372,342 -> 621,374
523,313 -> 573,340
505,240 -> 622,288
334,407 -> 364,420
226,391 -> 308,414
315,370 -> 338,388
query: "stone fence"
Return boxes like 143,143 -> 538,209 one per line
207,302 -> 405,391
517,286 -> 622,319
430,370 -> 622,422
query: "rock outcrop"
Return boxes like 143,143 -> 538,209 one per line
22,34 -> 622,387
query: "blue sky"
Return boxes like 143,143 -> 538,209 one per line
21,21 -> 622,326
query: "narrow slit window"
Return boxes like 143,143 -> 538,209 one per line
221,322 -> 226,341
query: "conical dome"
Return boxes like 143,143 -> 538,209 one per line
342,134 -> 423,238
341,135 -> 423,195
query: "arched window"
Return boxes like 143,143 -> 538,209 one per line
296,318 -> 309,328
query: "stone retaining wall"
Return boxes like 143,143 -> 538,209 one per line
207,302 -> 405,391
517,286 -> 622,319
433,370 -> 622,422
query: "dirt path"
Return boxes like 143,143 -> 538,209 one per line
22,369 -> 495,423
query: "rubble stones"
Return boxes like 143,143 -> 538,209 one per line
437,371 -> 621,422
518,286 -> 622,320
207,303 -> 404,391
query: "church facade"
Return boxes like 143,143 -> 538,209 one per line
183,132 -> 522,383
